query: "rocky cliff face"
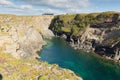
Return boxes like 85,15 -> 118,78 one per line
71,27 -> 120,62
0,53 -> 82,80
0,14 -> 82,80
50,12 -> 120,62
0,14 -> 54,59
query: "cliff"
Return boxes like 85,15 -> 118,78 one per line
0,52 -> 82,80
0,14 -> 54,59
0,14 -> 82,80
50,12 -> 120,62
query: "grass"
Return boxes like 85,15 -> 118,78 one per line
0,52 -> 82,80
0,14 -> 82,80
61,27 -> 71,33
58,14 -> 76,24
71,25 -> 81,36
51,11 -> 120,38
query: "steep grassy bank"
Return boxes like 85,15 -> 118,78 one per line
50,12 -> 120,36
50,12 -> 120,62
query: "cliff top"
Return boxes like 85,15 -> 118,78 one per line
0,13 -> 82,80
0,51 -> 82,80
50,11 -> 120,36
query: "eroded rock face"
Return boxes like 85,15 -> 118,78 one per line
50,12 -> 120,62
0,15 -> 82,80
73,27 -> 120,62
0,15 -> 54,59
69,27 -> 120,61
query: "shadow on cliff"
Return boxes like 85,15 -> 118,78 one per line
48,17 -> 56,33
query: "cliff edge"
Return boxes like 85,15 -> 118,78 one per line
0,15 -> 54,59
50,12 -> 120,62
0,14 -> 82,80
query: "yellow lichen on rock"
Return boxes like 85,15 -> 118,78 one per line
0,14 -> 54,59
0,52 -> 82,80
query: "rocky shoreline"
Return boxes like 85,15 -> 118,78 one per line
50,12 -> 120,62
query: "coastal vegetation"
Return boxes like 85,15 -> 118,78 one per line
0,14 -> 82,80
1,11 -> 120,80
50,11 -> 120,37
50,11 -> 120,62
0,51 -> 81,80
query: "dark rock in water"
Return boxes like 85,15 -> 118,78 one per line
112,43 -> 120,61
95,45 -> 115,56
0,74 -> 2,80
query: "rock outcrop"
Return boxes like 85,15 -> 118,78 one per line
0,14 -> 83,80
50,12 -> 120,62
0,14 -> 54,59
0,53 -> 82,80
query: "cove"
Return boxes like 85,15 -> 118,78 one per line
39,37 -> 120,80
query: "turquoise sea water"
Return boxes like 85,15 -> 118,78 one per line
40,38 -> 120,80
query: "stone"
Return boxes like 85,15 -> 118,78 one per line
0,15 -> 54,59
